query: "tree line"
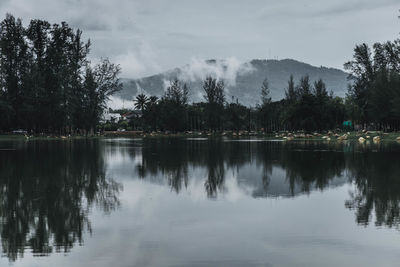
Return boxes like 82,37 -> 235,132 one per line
0,14 -> 121,134
128,30 -> 400,133
345,39 -> 400,131
127,75 -> 347,133
2,13 -> 400,134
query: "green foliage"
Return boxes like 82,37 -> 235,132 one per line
140,95 -> 159,131
5,13 -> 400,134
261,78 -> 271,107
345,39 -> 400,130
203,76 -> 225,131
134,94 -> 148,111
0,14 -> 121,134
130,76 -> 348,133
281,75 -> 346,131
158,79 -> 189,132
226,101 -> 249,132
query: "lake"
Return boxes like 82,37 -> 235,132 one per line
1,137 -> 400,267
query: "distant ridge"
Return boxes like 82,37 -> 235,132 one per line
116,59 -> 349,106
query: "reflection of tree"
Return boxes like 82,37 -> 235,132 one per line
137,139 -> 349,198
136,138 -> 400,229
345,147 -> 400,229
137,138 -> 253,196
0,140 -> 122,261
9,137 -> 400,260
204,141 -> 225,198
253,141 -> 346,197
137,138 -> 189,193
278,142 -> 345,195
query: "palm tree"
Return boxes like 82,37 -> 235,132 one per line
145,96 -> 159,131
134,94 -> 148,112
146,96 -> 158,109
134,94 -> 148,130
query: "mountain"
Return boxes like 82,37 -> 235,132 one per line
116,59 -> 349,106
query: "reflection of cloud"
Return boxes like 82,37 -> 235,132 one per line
178,57 -> 254,87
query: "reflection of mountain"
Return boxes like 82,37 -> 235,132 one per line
0,140 -> 122,261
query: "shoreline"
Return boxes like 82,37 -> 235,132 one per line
1,131 -> 400,142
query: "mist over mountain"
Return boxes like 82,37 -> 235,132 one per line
116,58 -> 349,107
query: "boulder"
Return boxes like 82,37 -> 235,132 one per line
373,136 -> 381,143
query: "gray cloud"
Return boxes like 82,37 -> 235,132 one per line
314,0 -> 399,17
69,17 -> 111,31
0,0 -> 398,78
256,0 -> 399,23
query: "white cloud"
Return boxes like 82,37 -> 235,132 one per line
107,95 -> 135,110
162,79 -> 171,91
0,0 -> 398,76
178,57 -> 254,87
114,42 -> 161,79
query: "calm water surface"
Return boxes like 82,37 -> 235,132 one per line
1,137 -> 400,267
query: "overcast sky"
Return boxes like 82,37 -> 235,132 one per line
0,0 -> 399,78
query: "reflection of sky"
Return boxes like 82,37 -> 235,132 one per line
5,182 -> 400,267
103,141 -> 348,199
3,139 -> 400,267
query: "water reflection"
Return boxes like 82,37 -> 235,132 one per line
345,146 -> 400,229
1,138 -> 400,263
135,139 -> 348,198
0,140 -> 122,261
133,139 -> 400,228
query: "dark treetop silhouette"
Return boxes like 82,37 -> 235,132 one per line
0,14 -> 122,134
